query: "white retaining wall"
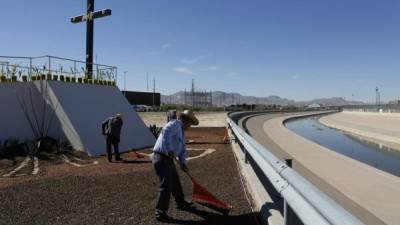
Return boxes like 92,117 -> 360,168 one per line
0,82 -> 65,143
0,81 -> 156,156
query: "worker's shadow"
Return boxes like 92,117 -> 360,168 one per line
166,208 -> 258,225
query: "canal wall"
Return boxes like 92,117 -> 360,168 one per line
320,112 -> 400,151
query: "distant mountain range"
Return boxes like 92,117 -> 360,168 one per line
296,97 -> 363,106
161,91 -> 364,106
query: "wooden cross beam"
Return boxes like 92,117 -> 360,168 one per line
71,9 -> 111,24
70,0 -> 112,79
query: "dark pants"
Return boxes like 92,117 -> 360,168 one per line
106,135 -> 120,162
153,153 -> 185,215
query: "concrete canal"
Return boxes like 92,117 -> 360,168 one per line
285,116 -> 400,177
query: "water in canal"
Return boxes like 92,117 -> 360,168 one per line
285,116 -> 400,177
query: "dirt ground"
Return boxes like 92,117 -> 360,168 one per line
139,112 -> 227,128
0,127 -> 257,225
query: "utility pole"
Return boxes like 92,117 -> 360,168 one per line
210,90 -> 213,107
192,79 -> 195,108
146,72 -> 149,92
123,71 -> 127,97
376,87 -> 380,105
184,88 -> 186,105
153,77 -> 155,110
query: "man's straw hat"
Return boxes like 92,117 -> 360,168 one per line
181,110 -> 199,125
116,113 -> 123,119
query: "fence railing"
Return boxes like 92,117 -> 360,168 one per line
227,115 -> 365,225
0,55 -> 117,84
342,105 -> 400,113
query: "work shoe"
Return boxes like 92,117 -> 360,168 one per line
115,157 -> 123,161
155,212 -> 171,222
176,201 -> 195,210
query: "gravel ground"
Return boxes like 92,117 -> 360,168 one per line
0,127 -> 257,225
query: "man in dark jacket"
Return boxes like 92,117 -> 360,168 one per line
102,113 -> 123,162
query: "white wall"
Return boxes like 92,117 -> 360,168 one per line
43,81 -> 156,155
0,83 -> 36,142
0,81 -> 156,156
0,82 -> 65,143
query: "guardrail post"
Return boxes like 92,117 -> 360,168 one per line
244,142 -> 249,164
285,158 -> 292,168
283,158 -> 301,225
239,141 -> 249,164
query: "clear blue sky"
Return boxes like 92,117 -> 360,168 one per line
1,0 -> 399,102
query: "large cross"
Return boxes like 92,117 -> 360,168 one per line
71,0 -> 111,79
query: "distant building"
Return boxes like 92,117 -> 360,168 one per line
388,98 -> 400,105
122,91 -> 160,107
307,103 -> 322,109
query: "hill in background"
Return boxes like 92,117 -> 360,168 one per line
161,91 -> 364,107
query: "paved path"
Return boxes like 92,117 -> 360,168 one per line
320,112 -> 400,151
246,112 -> 400,225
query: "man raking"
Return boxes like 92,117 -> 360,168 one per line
152,110 -> 199,222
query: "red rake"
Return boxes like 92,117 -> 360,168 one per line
134,151 -> 147,159
185,172 -> 233,215
171,157 -> 232,214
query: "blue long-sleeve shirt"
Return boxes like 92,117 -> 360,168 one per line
153,119 -> 188,165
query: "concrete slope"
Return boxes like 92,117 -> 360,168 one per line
264,113 -> 400,225
320,112 -> 400,150
0,83 -> 39,142
0,82 -> 65,142
43,81 -> 156,156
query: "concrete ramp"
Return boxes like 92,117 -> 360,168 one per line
0,82 -> 65,143
0,83 -> 44,142
0,81 -> 156,156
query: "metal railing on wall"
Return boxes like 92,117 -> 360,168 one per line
227,115 -> 365,225
342,105 -> 400,113
0,55 -> 117,85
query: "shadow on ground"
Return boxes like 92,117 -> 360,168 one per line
160,208 -> 257,225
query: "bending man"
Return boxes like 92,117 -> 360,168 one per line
102,113 -> 123,162
152,110 -> 199,221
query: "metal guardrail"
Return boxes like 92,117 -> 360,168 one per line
227,116 -> 365,225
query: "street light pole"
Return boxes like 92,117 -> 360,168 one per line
123,71 -> 128,97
